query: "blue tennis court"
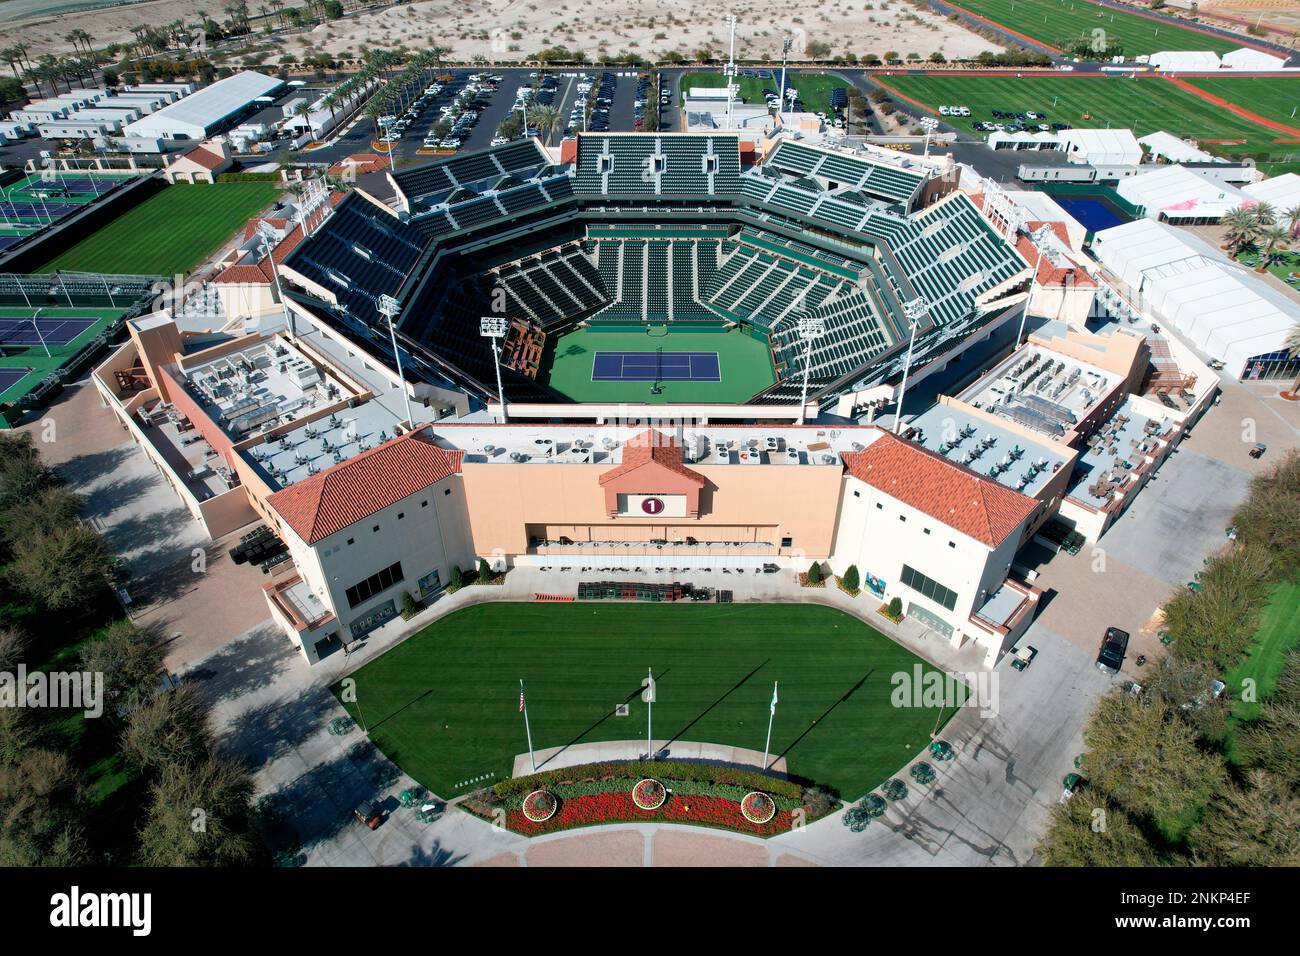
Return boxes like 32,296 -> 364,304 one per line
592,350 -> 721,382
0,316 -> 96,346
0,367 -> 32,394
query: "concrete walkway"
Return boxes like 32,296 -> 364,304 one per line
514,740 -> 788,778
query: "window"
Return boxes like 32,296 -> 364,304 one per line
875,503 -> 883,510
373,524 -> 380,533
923,528 -> 931,535
898,515 -> 906,522
781,536 -> 793,548
421,500 -> 428,507
444,488 -> 452,496
853,490 -> 860,498
948,541 -> 956,549
397,512 -> 404,520
900,564 -> 958,611
346,538 -> 354,546
345,561 -> 405,609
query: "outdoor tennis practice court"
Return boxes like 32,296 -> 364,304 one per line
0,367 -> 31,394
592,350 -> 721,382
0,315 -> 97,346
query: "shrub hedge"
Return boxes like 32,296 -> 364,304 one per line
494,759 -> 804,801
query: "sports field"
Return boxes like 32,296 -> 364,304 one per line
334,602 -> 959,798
1180,76 -> 1300,131
880,73 -> 1297,171
0,171 -> 137,249
679,71 -> 848,113
543,326 -> 777,403
0,306 -> 123,405
36,181 -> 282,277
948,0 -> 1242,56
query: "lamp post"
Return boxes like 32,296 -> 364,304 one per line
779,35 -> 792,118
920,115 -> 938,157
892,297 -> 927,436
377,293 -> 414,430
796,313 -> 826,425
723,14 -> 738,131
1017,224 -> 1054,346
480,315 -> 509,422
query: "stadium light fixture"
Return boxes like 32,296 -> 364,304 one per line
1016,224 -> 1056,346
480,315 -> 509,423
893,298 -> 927,435
258,223 -> 294,341
30,306 -> 51,359
377,293 -> 415,431
920,116 -> 938,157
796,313 -> 826,426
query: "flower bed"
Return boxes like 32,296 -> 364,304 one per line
740,791 -> 776,824
797,572 -> 826,588
488,760 -> 829,838
632,778 -> 667,810
521,789 -> 558,823
506,790 -> 796,838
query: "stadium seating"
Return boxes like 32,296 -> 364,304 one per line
574,134 -> 741,198
765,140 -> 927,208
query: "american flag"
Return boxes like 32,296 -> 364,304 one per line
519,687 -> 526,712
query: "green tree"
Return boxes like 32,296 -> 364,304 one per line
806,561 -> 821,584
842,564 -> 860,592
7,522 -> 112,613
477,557 -> 491,582
137,757 -> 261,866
121,685 -> 214,773
79,619 -> 163,720
0,749 -> 87,866
1189,770 -> 1300,866
1038,790 -> 1163,866
450,565 -> 463,589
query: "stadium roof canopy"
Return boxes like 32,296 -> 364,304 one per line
1091,218 -> 1297,376
1148,50 -> 1222,71
1116,164 -> 1246,221
124,71 -> 283,140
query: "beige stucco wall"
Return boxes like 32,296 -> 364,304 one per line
460,461 -> 847,560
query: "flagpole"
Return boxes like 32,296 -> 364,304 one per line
762,681 -> 778,771
647,667 -> 654,761
520,678 -> 536,773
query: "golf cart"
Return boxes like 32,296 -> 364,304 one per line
1249,443 -> 1267,459
353,802 -> 383,830
1010,645 -> 1038,671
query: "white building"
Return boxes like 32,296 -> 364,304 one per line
1057,128 -> 1143,169
1091,218 -> 1299,378
124,71 -> 283,141
1221,47 -> 1292,71
1149,50 -> 1222,72
1242,173 -> 1300,211
1117,164 -> 1246,223
1138,131 -> 1217,165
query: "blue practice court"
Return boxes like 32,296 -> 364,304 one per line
0,316 -> 96,346
592,350 -> 721,382
0,367 -> 32,394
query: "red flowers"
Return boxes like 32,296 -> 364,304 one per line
506,791 -> 793,837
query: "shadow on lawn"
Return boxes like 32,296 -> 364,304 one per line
771,671 -> 873,769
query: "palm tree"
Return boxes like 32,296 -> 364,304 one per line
1221,206 -> 1259,255
1285,204 -> 1300,240
1255,225 -> 1289,273
530,104 -> 559,145
1283,322 -> 1300,400
1251,201 -> 1277,228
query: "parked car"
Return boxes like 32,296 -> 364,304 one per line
1095,627 -> 1129,674
353,802 -> 383,830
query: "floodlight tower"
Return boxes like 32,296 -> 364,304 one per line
796,312 -> 826,426
724,15 -> 738,132
920,116 -> 938,157
1016,224 -> 1055,346
779,35 -> 792,116
480,315 -> 509,423
892,297 -> 927,436
258,222 -> 295,341
377,293 -> 414,431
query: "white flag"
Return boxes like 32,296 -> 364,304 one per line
770,682 -> 779,716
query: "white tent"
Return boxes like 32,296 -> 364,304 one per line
1242,173 -> 1300,211
1137,131 -> 1216,165
1117,164 -> 1246,222
1091,219 -> 1298,377
1221,47 -> 1292,72
124,71 -> 282,140
1057,128 -> 1142,167
1149,51 -> 1222,72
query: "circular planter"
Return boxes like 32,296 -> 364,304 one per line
632,778 -> 667,811
740,790 -> 777,825
521,789 -> 558,823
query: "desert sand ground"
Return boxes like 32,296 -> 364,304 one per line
0,0 -> 1000,64
1160,0 -> 1300,37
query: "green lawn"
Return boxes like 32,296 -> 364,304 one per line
880,73 -> 1295,172
1180,76 -> 1300,131
951,0 -> 1243,56
1224,580 -> 1300,725
334,602 -> 960,799
37,182 -> 282,276
679,71 -> 848,113
542,326 -> 777,404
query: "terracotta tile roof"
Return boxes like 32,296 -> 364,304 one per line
212,223 -> 304,285
842,432 -> 1037,548
177,143 -> 228,171
1016,221 -> 1097,288
598,429 -> 705,486
267,426 -> 462,544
